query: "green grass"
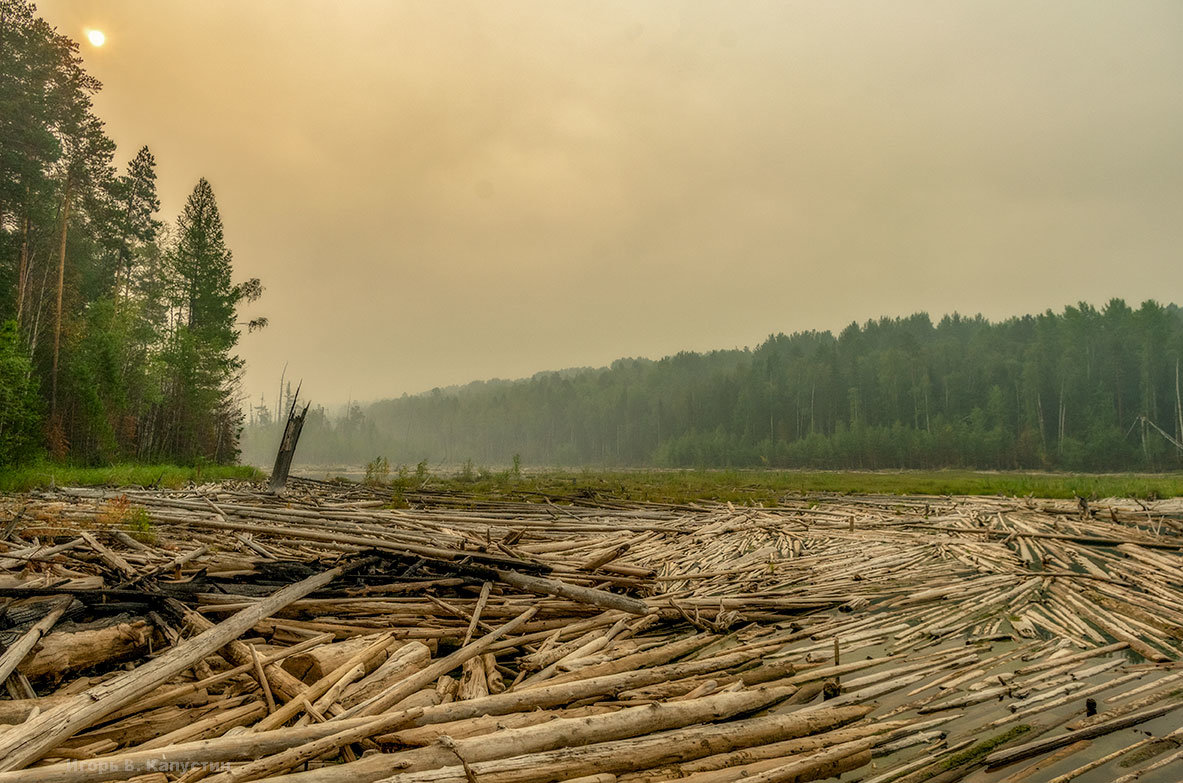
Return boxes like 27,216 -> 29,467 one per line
8,461 -> 1179,502
372,467 -> 1183,505
0,462 -> 263,493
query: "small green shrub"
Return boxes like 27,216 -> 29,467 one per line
363,456 -> 391,486
125,505 -> 156,544
100,494 -> 156,544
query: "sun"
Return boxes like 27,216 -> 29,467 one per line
86,29 -> 105,47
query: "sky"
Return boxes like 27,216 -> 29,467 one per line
37,1 -> 1183,409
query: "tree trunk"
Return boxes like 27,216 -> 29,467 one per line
269,388 -> 309,493
1176,357 -> 1182,449
15,212 -> 29,329
52,174 -> 73,417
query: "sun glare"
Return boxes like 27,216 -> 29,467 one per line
86,29 -> 105,47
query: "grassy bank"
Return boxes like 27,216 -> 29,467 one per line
356,467 -> 1183,505
6,461 -> 1181,502
0,463 -> 263,493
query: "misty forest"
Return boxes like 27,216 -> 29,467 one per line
0,0 -> 262,468
242,300 -> 1183,472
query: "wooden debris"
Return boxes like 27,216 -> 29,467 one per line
0,483 -> 1182,781
268,387 -> 310,494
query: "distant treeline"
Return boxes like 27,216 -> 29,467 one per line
0,0 -> 261,467
242,299 -> 1183,472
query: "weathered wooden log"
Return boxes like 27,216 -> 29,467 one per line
379,705 -> 617,747
492,569 -> 649,615
255,633 -> 396,731
1068,679 -> 1183,731
18,618 -> 155,678
615,721 -> 899,782
1108,726 -> 1183,783
461,582 -> 492,646
341,606 -> 539,719
984,701 -> 1183,768
0,713 -> 422,783
282,632 -> 392,682
1012,642 -> 1129,676
458,655 -> 488,700
483,652 -> 505,693
675,739 -> 873,783
997,739 -> 1092,783
255,684 -> 800,783
0,694 -> 74,725
327,705 -> 874,783
101,632 -> 334,724
203,701 -> 426,783
180,605 -> 312,705
581,544 -> 631,572
523,633 -> 711,688
340,641 -> 432,709
137,699 -> 268,750
80,530 -> 138,579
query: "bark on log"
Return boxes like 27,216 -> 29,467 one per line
643,722 -> 896,780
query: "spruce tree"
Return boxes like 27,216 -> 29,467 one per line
159,178 -> 261,462
111,145 -> 161,300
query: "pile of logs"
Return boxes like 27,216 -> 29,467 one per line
0,480 -> 1182,782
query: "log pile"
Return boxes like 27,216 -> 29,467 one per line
0,481 -> 1181,782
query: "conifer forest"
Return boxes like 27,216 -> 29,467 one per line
0,0 -> 262,467
243,301 -> 1183,472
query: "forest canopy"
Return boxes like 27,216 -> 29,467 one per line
242,299 -> 1183,473
0,0 -> 261,466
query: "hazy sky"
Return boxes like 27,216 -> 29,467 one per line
37,1 -> 1183,408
